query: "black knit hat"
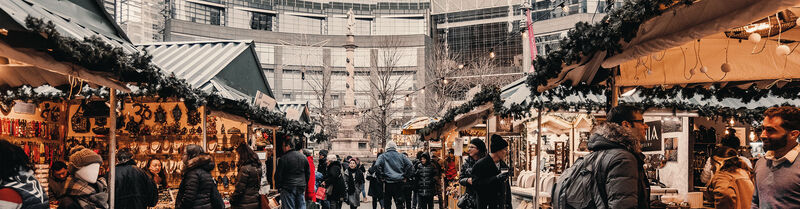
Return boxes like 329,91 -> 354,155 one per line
490,134 -> 508,153
469,138 -> 487,155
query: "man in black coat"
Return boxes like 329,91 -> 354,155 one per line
275,138 -> 311,209
114,148 -> 158,209
176,145 -> 224,209
471,135 -> 512,209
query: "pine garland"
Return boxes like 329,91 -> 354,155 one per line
527,0 -> 694,92
4,16 -> 313,136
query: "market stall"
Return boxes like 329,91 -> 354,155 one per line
511,0 -> 800,208
0,1 -> 143,207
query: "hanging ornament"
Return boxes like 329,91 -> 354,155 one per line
776,44 -> 791,56
721,63 -> 732,73
689,68 -> 696,76
748,33 -> 761,44
699,66 -> 708,73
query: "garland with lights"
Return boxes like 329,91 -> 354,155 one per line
418,84 -> 794,138
2,17 -> 313,136
526,0 -> 694,92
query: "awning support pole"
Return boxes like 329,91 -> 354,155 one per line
533,107 -> 543,208
108,88 -> 117,209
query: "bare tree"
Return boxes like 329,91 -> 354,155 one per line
420,43 -> 470,117
358,37 -> 412,148
306,65 -> 339,147
278,35 -> 338,147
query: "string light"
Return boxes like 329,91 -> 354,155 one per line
458,64 -> 464,69
443,78 -> 449,85
729,118 -> 735,126
405,95 -> 410,102
489,51 -> 496,58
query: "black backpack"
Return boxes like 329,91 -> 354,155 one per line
552,151 -> 609,209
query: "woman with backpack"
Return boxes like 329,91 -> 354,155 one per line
415,153 -> 440,209
708,147 -> 754,209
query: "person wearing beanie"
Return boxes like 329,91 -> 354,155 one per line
58,146 -> 109,209
175,145 -> 224,209
458,138 -> 487,209
114,148 -> 158,209
470,135 -> 511,209
369,140 -> 413,209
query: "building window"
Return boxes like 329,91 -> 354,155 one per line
250,12 -> 273,30
358,142 -> 367,149
283,93 -> 292,100
186,2 -> 224,26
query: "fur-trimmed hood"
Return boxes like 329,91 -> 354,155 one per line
588,122 -> 642,153
185,154 -> 215,173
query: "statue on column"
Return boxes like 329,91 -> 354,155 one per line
346,8 -> 355,35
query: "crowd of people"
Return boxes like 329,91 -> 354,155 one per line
0,139 -> 268,209
1,105 -> 798,209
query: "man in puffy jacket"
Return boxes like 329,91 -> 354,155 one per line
554,105 -> 650,209
114,148 -> 158,209
275,138 -> 310,209
369,141 -> 413,209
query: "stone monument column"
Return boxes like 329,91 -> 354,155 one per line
344,9 -> 357,107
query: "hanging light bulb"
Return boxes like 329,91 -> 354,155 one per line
777,44 -> 791,56
721,63 -> 732,73
458,64 -> 464,69
748,33 -> 761,44
443,78 -> 449,85
729,118 -> 735,126
489,51 -> 496,58
725,129 -> 730,135
699,66 -> 708,73
405,95 -> 410,102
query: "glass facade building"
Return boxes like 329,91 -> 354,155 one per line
103,0 -> 431,142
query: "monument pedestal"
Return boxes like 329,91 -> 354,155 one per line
330,107 -> 371,159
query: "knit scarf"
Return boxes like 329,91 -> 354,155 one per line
64,177 -> 109,209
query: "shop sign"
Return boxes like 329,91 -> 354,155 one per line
642,121 -> 662,151
13,102 -> 35,115
254,91 -> 277,110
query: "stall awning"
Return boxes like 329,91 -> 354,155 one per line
139,40 -> 274,100
546,0 -> 800,89
0,0 -> 135,91
402,117 -> 440,135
